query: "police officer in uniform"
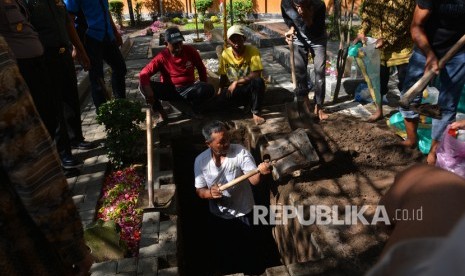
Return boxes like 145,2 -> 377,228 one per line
0,0 -> 59,138
26,0 -> 96,164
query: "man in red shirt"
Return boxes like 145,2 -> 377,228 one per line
139,27 -> 214,123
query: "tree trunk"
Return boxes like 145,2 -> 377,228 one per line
126,0 -> 135,26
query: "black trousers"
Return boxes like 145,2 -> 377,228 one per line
43,48 -> 85,156
16,56 -> 59,139
209,212 -> 263,275
219,77 -> 265,114
380,63 -> 408,96
149,81 -> 215,114
86,35 -> 127,111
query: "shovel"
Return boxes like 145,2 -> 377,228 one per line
399,34 -> 465,113
219,128 -> 318,191
218,151 -> 293,192
289,38 -> 300,117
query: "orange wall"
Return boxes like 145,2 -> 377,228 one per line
121,0 -> 362,18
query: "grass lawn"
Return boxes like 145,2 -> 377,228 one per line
180,22 -> 231,31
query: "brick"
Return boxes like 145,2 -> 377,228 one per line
117,257 -> 137,273
266,265 -> 290,276
90,261 -> 117,276
157,267 -> 178,276
139,241 -> 176,258
139,232 -> 159,247
137,256 -> 158,274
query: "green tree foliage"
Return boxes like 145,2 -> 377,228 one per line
109,0 -> 124,26
232,0 -> 253,23
134,1 -> 143,25
195,0 -> 213,15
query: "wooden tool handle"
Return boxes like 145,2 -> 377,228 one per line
400,34 -> 465,107
218,168 -> 260,191
289,39 -> 297,89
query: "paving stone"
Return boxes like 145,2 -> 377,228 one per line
90,261 -> 117,276
157,267 -> 178,276
158,220 -> 177,243
77,199 -> 97,212
79,209 -> 96,222
72,194 -> 85,204
139,232 -> 159,247
287,258 -> 338,276
137,256 -> 158,274
266,265 -> 290,276
139,241 -> 177,258
117,257 -> 138,273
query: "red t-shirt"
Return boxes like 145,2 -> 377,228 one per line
139,45 -> 207,87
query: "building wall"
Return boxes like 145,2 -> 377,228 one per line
120,0 -> 362,20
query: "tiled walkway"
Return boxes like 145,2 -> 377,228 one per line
69,34 -> 167,275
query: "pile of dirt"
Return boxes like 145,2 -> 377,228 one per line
272,112 -> 426,274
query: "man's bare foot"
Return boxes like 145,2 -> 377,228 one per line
318,109 -> 329,120
426,152 -> 436,165
399,139 -> 416,149
253,114 -> 266,125
367,111 -> 383,122
314,105 -> 329,120
154,110 -> 169,126
426,140 -> 439,165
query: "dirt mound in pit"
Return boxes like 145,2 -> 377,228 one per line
273,112 -> 426,273
322,114 -> 424,168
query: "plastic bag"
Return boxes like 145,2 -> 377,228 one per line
388,112 -> 432,154
354,83 -> 372,103
354,37 -> 381,105
436,125 -> 465,178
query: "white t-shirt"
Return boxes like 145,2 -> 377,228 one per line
194,144 -> 257,219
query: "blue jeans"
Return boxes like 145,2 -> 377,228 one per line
85,35 -> 127,111
400,48 -> 465,140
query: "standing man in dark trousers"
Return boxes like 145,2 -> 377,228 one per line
26,0 -> 96,168
64,0 -> 127,112
0,0 -> 58,138
281,0 -> 329,120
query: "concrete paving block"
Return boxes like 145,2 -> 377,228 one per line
114,273 -> 137,276
158,221 -> 177,243
154,171 -> 174,189
141,222 -> 159,235
117,257 -> 138,273
72,194 -> 85,204
157,267 -> 178,276
90,260 -> 117,276
139,232 -> 159,248
224,274 -> 244,276
143,212 -> 161,223
263,129 -> 319,179
139,241 -> 177,258
266,265 -> 291,276
77,199 -> 98,212
83,155 -> 100,166
79,209 -> 96,222
152,188 -> 176,208
287,258 -> 338,276
159,220 -> 176,233
137,256 -> 158,274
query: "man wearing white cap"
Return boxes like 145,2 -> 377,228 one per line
219,25 -> 266,125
